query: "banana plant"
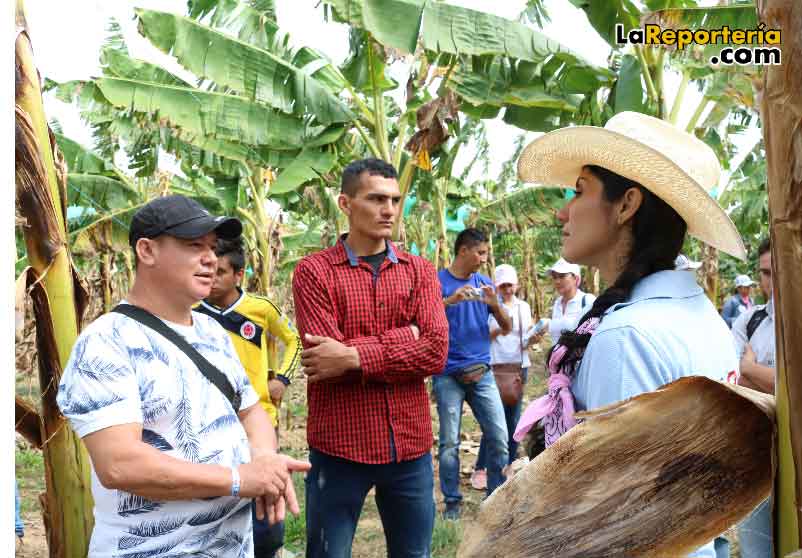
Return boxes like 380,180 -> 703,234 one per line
15,1 -> 94,555
82,0 -> 613,266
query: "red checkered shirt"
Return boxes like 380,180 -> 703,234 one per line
292,237 -> 449,464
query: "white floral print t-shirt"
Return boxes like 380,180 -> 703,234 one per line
57,306 -> 260,558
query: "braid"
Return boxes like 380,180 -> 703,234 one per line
549,165 -> 687,376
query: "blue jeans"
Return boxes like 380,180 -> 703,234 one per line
433,368 -> 509,504
737,498 -> 772,557
305,449 -> 434,558
476,368 -> 528,469
252,501 -> 284,557
15,480 -> 23,537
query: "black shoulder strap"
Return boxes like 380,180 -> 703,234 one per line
582,294 -> 588,308
112,304 -> 241,411
746,307 -> 769,341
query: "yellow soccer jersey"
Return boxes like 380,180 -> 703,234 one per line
196,290 -> 301,426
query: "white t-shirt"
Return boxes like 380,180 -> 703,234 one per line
57,307 -> 260,558
489,298 -> 533,367
548,290 -> 596,343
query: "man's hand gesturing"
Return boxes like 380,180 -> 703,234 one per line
239,453 -> 311,523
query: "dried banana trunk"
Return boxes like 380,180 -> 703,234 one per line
459,377 -> 775,558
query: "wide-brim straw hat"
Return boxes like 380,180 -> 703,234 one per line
517,111 -> 746,261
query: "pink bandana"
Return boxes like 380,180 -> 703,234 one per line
513,317 -> 600,446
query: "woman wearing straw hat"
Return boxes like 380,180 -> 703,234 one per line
514,111 -> 745,558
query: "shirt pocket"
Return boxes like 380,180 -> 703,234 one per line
384,285 -> 415,324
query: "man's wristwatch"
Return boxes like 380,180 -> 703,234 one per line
230,466 -> 241,498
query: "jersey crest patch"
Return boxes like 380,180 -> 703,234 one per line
240,321 -> 257,340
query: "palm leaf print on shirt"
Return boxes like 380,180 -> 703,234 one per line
199,414 -> 239,436
127,516 -> 185,538
172,372 -> 200,462
117,537 -> 182,558
187,500 -> 238,526
117,492 -> 162,517
141,430 -> 173,451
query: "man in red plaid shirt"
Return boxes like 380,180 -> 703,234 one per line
292,158 -> 449,558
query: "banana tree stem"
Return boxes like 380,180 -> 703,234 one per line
393,117 -> 409,171
367,36 -> 391,161
392,158 -> 416,240
353,119 -> 383,159
654,49 -> 667,119
635,46 -> 659,105
236,206 -> 260,231
669,71 -> 691,125
247,167 -> 273,292
686,96 -> 711,133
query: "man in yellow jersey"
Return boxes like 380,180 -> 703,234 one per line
195,236 -> 301,558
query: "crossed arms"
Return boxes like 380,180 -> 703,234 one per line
291,258 -> 449,384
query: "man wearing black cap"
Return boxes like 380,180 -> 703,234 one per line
57,195 -> 310,557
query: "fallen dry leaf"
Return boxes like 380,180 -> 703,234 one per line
459,377 -> 775,558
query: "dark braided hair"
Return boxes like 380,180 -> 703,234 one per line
550,165 -> 688,376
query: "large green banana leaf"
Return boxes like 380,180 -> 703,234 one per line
54,133 -> 140,212
451,65 -> 581,111
189,0 -> 277,33
134,9 -> 353,126
270,148 -> 337,195
66,174 -> 139,211
94,77 -> 323,150
568,0 -> 641,48
100,47 -> 192,87
49,77 -> 328,178
613,53 -> 648,114
187,0 -> 345,95
327,0 -> 608,79
55,133 -> 118,176
474,186 -> 565,230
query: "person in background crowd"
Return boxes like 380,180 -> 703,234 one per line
730,237 -> 775,558
436,228 -> 512,520
57,195 -> 309,557
292,158 -> 449,558
471,264 -> 536,491
531,258 -> 596,346
733,238 -> 775,394
514,111 -> 745,558
196,236 -> 302,558
674,254 -> 702,272
15,479 -> 23,540
721,274 -> 755,328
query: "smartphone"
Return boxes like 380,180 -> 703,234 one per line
526,318 -> 550,338
464,287 -> 484,301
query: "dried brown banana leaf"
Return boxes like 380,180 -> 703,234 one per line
458,377 -> 775,558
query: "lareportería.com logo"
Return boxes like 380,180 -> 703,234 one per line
615,23 -> 781,65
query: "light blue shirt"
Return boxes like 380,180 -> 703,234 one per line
572,270 -> 738,558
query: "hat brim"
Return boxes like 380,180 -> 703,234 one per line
517,126 -> 746,261
168,215 -> 243,240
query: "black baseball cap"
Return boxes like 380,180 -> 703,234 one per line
129,195 -> 242,248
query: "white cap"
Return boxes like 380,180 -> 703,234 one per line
674,254 -> 702,271
734,274 -> 754,288
548,258 -> 580,276
494,264 -> 518,286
